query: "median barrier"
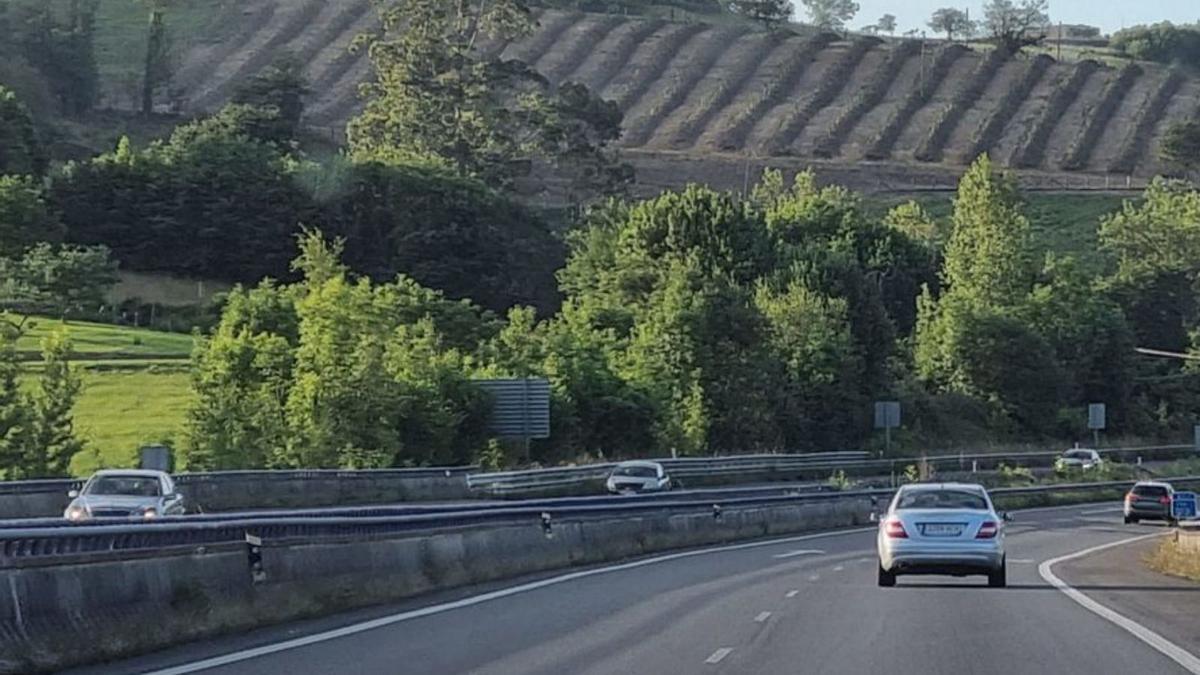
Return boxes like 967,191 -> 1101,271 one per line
0,494 -> 871,673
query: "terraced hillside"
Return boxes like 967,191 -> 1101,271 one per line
167,3 -> 1200,180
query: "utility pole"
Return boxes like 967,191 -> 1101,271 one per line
1058,21 -> 1063,61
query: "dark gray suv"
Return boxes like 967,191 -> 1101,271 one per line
1123,481 -> 1175,524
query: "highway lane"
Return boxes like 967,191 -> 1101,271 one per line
69,504 -> 1196,675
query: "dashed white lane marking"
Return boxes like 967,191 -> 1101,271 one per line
1010,558 -> 1035,564
1040,533 -> 1200,675
705,648 -> 733,664
832,565 -> 844,572
143,528 -> 875,675
785,590 -> 799,598
754,611 -> 772,623
857,557 -> 871,564
807,574 -> 820,582
772,549 -> 826,559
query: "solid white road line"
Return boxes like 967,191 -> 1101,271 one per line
1039,533 -> 1200,675
705,648 -> 733,664
754,611 -> 771,623
785,590 -> 799,598
772,549 -> 826,559
143,528 -> 874,675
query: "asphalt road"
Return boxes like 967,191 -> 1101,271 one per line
70,504 -> 1198,675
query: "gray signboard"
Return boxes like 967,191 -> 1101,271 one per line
1087,403 -> 1106,430
874,401 -> 901,429
475,378 -> 551,439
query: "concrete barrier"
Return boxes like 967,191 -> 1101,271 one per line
0,468 -> 476,519
0,497 -> 871,673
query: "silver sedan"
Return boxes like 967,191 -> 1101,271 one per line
605,461 -> 672,494
63,469 -> 186,521
876,482 -> 1009,588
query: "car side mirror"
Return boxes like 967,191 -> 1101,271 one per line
1001,512 -> 1014,523
67,489 -> 79,499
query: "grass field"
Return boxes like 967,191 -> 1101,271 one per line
16,317 -> 194,359
66,370 -> 193,475
873,192 -> 1130,273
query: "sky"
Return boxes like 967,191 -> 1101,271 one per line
850,1 -> 1198,36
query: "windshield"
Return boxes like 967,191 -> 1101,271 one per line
896,490 -> 988,511
1064,451 -> 1093,459
84,476 -> 161,497
1133,485 -> 1169,497
613,466 -> 658,478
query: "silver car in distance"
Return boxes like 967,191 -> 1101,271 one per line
605,460 -> 672,494
63,469 -> 186,521
876,482 -> 1009,588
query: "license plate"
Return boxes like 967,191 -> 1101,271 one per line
921,523 -> 963,537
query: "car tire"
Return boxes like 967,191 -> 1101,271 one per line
1123,515 -> 1133,525
877,563 -> 896,588
988,558 -> 1007,588
1128,515 -> 1139,524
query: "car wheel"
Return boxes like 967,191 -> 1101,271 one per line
877,563 -> 896,588
1129,516 -> 1139,524
1123,515 -> 1133,525
988,558 -> 1007,588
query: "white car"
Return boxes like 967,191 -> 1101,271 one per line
64,469 -> 186,521
1055,448 -> 1103,471
605,461 -> 672,494
877,482 -> 1009,588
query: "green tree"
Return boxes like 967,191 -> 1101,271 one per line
0,330 -> 31,479
30,330 -> 83,477
230,56 -> 309,146
728,0 -> 794,29
982,0 -> 1049,52
942,155 -> 1032,310
928,8 -> 976,41
799,0 -> 859,31
1111,23 -> 1200,66
1160,120 -> 1200,178
0,243 -> 117,319
348,0 -> 628,193
876,13 -> 897,34
0,176 -> 62,257
140,0 -> 173,115
1099,179 -> 1200,282
0,86 -> 46,176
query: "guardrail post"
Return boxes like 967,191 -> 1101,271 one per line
246,533 -> 265,584
540,511 -> 553,538
712,504 -> 723,522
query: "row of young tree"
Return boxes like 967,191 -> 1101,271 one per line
183,155 -> 1200,470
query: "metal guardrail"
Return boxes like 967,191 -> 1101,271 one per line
5,476 -> 1199,565
466,445 -> 1199,492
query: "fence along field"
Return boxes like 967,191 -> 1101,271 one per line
161,3 -> 1200,178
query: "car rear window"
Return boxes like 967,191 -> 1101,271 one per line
896,489 -> 988,510
1133,485 -> 1168,497
613,466 -> 657,478
1064,451 -> 1093,459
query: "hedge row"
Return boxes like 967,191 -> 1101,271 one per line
706,33 -> 835,151
964,54 -> 1053,162
1059,63 -> 1144,171
1107,69 -> 1184,175
810,39 -> 922,159
864,44 -> 968,161
913,47 -> 1011,163
757,36 -> 883,156
666,31 -> 788,149
1011,60 -> 1100,169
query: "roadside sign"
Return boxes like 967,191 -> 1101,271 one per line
1173,492 -> 1198,521
874,401 -> 900,429
1087,403 -> 1106,430
474,378 -> 551,439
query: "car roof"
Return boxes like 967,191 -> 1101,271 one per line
1134,481 -> 1173,489
898,482 -> 987,493
90,469 -> 170,479
613,460 -> 662,469
1063,448 -> 1098,453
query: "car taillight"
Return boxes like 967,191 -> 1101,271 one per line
1160,496 -> 1171,506
884,518 -> 908,539
976,521 -> 999,539
1126,492 -> 1136,502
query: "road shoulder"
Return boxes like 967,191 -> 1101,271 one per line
1055,533 -> 1200,662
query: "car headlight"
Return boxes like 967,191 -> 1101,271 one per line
65,505 -> 88,521
141,507 -> 159,519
